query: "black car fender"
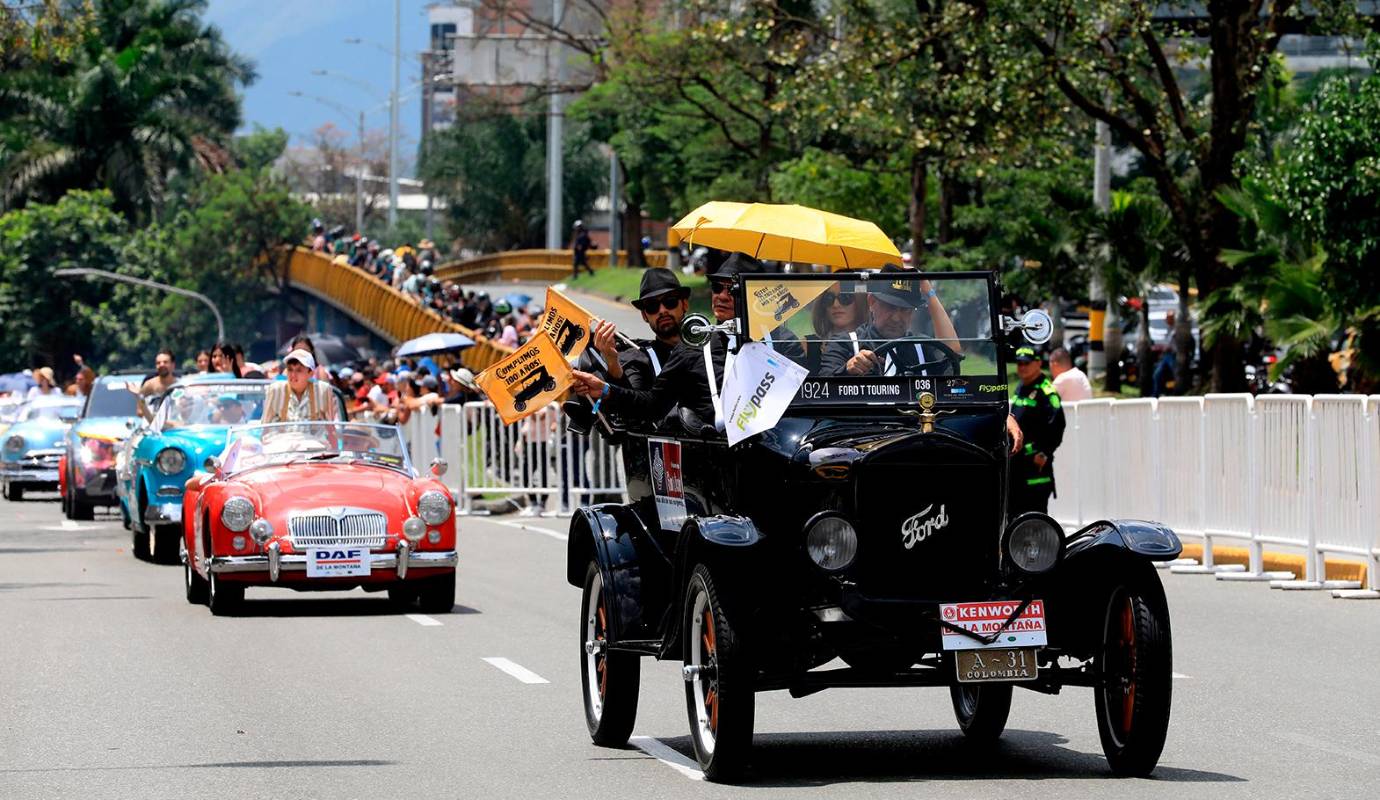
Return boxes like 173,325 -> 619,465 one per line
566,504 -> 658,643
1063,519 -> 1182,562
658,515 -> 766,658
1040,519 -> 1178,655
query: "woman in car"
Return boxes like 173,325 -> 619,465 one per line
804,280 -> 868,374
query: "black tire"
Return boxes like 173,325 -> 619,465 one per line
515,399 -> 527,413
542,378 -> 557,392
1095,583 -> 1173,777
152,526 -> 180,565
580,563 -> 640,747
416,572 -> 455,614
71,493 -> 94,521
387,584 -> 418,608
207,570 -> 244,616
184,554 -> 209,605
132,528 -> 150,560
61,485 -> 72,518
683,563 -> 754,782
950,682 -> 1013,743
7,484 -> 22,501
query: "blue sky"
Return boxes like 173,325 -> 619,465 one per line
205,0 -> 436,174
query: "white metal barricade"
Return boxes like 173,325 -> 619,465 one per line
1048,402 -> 1081,529
1154,397 -> 1205,540
1075,400 -> 1116,525
1111,399 -> 1159,522
1200,394 -> 1255,569
1254,396 -> 1316,579
1311,396 -> 1378,589
560,431 -> 628,513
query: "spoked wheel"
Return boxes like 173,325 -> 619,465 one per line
1095,584 -> 1172,777
580,563 -> 639,746
950,682 -> 1013,743
207,569 -> 244,616
683,563 -> 753,782
184,544 -> 208,605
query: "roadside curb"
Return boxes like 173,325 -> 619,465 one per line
1178,543 -> 1369,585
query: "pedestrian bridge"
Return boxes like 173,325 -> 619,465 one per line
434,248 -> 668,283
283,247 -> 513,371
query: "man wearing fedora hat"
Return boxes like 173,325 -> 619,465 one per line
572,253 -> 766,431
595,267 -> 692,389
820,264 -> 961,377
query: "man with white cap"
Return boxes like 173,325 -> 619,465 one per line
262,349 -> 340,423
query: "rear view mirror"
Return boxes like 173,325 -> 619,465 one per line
430,458 -> 448,477
1003,309 -> 1053,346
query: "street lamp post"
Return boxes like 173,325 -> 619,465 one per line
54,268 -> 225,343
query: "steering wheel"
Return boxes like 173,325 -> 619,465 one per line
867,338 -> 964,376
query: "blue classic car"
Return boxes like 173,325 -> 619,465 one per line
2,396 -> 84,500
62,373 -> 145,520
117,376 -> 273,562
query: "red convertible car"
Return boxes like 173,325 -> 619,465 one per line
182,421 -> 458,616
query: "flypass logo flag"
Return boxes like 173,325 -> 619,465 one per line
721,341 -> 809,446
540,287 -> 596,361
475,333 -> 574,424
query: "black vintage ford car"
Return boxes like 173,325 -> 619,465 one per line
565,270 -> 1181,781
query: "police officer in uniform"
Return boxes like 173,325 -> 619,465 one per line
571,252 -> 763,430
1009,346 -> 1066,514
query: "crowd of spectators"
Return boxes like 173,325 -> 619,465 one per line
309,219 -> 541,349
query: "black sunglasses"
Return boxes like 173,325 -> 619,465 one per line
822,290 -> 857,307
637,295 -> 683,312
710,280 -> 734,295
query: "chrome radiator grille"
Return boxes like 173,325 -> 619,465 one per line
288,509 -> 388,550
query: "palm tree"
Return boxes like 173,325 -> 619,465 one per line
0,0 -> 254,220
1088,192 -> 1172,395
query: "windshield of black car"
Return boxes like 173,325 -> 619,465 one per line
85,380 -> 140,418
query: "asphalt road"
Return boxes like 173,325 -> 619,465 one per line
2,492 -> 1378,799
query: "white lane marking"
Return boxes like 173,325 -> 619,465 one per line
1273,732 -> 1380,767
629,736 -> 705,781
1172,672 -> 1191,679
41,523 -> 101,531
490,519 -> 568,542
406,614 -> 443,627
482,657 -> 550,684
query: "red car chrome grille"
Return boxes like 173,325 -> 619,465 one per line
287,509 -> 388,550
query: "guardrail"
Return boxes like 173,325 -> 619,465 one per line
434,249 -> 668,283
284,247 -> 514,372
1049,394 -> 1380,591
403,401 -> 626,515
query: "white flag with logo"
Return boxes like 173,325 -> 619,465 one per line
721,341 -> 809,446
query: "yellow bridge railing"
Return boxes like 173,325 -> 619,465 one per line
284,247 -> 514,371
434,249 -> 668,283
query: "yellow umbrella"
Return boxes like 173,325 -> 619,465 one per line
668,201 -> 901,271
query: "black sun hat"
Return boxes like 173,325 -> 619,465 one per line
635,268 -> 690,310
871,263 -> 924,308
708,252 -> 765,281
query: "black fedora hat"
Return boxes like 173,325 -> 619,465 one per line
708,252 -> 765,280
871,263 -> 924,308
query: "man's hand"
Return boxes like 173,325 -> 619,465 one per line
1006,413 -> 1024,455
846,350 -> 881,375
570,370 -> 607,399
592,319 -> 622,379
72,354 -> 84,365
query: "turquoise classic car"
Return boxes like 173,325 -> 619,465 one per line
2,396 -> 84,500
62,373 -> 145,520
117,376 -> 273,562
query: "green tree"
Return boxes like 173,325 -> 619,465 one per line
0,189 -> 128,373
999,0 -> 1360,390
1088,192 -> 1173,395
422,98 -> 605,251
0,0 -> 254,220
1275,65 -> 1380,386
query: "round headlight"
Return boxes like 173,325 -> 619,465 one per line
417,490 -> 452,525
805,514 -> 858,572
249,518 -> 273,544
1004,514 -> 1063,574
220,497 -> 255,532
402,516 -> 426,540
5,435 -> 24,453
155,447 -> 186,475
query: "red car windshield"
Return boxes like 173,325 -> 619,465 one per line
220,422 -> 411,475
